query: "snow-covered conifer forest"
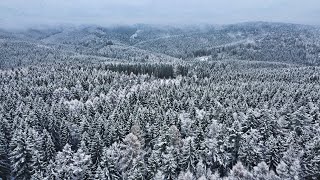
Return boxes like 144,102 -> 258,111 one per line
0,22 -> 320,179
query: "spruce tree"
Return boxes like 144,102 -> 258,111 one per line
0,130 -> 10,180
179,137 -> 198,173
51,143 -> 74,179
161,146 -> 178,180
40,129 -> 56,170
228,162 -> 253,180
10,129 -> 34,180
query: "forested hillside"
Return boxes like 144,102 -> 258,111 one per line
1,22 -> 320,68
0,22 -> 320,180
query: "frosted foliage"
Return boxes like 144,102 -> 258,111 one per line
1,22 -> 320,180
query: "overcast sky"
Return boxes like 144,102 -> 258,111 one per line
0,0 -> 319,28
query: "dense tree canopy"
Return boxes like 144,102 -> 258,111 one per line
0,60 -> 319,179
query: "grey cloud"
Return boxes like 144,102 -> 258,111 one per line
0,0 -> 319,29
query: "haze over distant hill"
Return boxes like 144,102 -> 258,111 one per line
1,22 -> 320,69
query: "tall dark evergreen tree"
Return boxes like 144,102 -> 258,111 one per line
10,129 -> 34,180
39,129 -> 56,171
0,130 -> 10,180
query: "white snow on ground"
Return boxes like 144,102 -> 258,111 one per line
130,30 -> 142,39
195,56 -> 210,61
36,44 -> 52,49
